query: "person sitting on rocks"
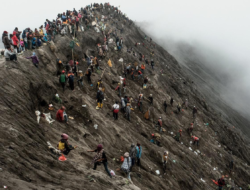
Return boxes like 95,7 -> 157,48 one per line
4,47 -> 18,63
57,133 -> 77,155
56,106 -> 68,124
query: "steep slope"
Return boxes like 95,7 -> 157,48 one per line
0,6 -> 250,190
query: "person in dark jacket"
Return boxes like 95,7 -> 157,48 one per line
217,176 -> 225,190
86,68 -> 92,86
174,129 -> 182,142
57,133 -> 76,155
87,144 -> 112,178
164,101 -> 168,112
2,31 -> 11,49
151,59 -> 155,70
96,87 -> 104,109
67,71 -> 74,91
170,97 -> 174,107
25,52 -> 39,67
148,94 -> 153,105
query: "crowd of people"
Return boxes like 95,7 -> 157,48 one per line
2,2 -> 237,188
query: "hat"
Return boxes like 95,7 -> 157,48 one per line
124,152 -> 129,158
61,106 -> 66,110
152,134 -> 155,137
62,70 -> 65,73
61,133 -> 68,140
59,60 -> 62,63
118,83 -> 120,85
159,117 -> 162,119
179,129 -> 182,132
79,70 -> 82,73
97,144 -> 103,151
4,31 -> 8,34
49,104 -> 53,107
164,151 -> 169,155
55,94 -> 59,97
127,103 -> 130,106
99,87 -> 102,90
150,94 -> 152,96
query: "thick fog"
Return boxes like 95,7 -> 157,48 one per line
1,0 -> 250,116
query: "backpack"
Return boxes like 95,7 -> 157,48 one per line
218,178 -> 225,186
58,141 -> 65,151
76,17 -> 79,22
60,74 -> 66,83
62,15 -> 66,21
22,30 -> 26,39
78,13 -> 82,18
99,91 -> 104,100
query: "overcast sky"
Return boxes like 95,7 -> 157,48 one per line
1,0 -> 250,115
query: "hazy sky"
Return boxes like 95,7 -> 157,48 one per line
1,0 -> 250,114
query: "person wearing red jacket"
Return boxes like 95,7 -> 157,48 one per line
192,136 -> 199,147
56,106 -> 68,124
12,31 -> 19,53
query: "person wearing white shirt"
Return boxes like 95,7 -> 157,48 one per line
113,101 -> 120,120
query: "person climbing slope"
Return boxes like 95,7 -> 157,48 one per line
129,143 -> 137,170
156,117 -> 163,133
57,133 -> 77,155
77,70 -> 84,88
25,52 -> 39,68
59,70 -> 66,92
192,136 -> 199,147
162,151 -> 169,175
136,143 -> 142,167
120,152 -> 132,181
217,176 -> 226,190
193,106 -> 198,119
148,94 -> 153,105
188,123 -> 194,136
67,71 -> 75,91
174,129 -> 182,142
163,101 -> 168,112
112,101 -> 119,120
115,83 -> 122,97
138,93 -> 143,113
86,68 -> 93,86
96,87 -> 104,109
87,144 -> 112,178
126,103 -> 131,121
